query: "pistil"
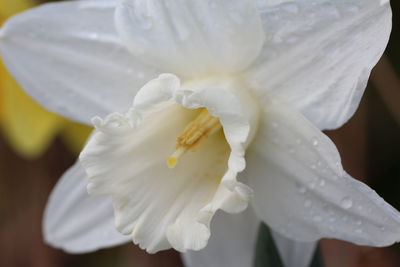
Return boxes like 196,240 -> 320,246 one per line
167,108 -> 222,168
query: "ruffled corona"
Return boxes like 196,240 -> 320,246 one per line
80,74 -> 259,252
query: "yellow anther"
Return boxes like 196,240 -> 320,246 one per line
167,109 -> 222,169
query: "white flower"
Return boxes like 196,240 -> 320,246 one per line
0,0 -> 397,266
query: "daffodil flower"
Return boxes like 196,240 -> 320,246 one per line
0,0 -> 398,266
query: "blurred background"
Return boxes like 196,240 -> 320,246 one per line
0,0 -> 399,266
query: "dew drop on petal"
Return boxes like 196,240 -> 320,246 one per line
312,138 -> 319,147
340,197 -> 353,209
88,33 -> 99,40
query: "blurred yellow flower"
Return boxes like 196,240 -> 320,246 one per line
0,0 -> 91,158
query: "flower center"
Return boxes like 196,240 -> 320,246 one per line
167,108 -> 222,168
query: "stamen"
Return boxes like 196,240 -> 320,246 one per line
167,108 -> 222,168
167,147 -> 187,168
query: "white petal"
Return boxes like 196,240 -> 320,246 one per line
246,0 -> 391,129
182,207 -> 259,267
115,0 -> 265,77
0,0 -> 161,124
271,231 -> 316,267
246,97 -> 400,246
80,74 -> 259,253
44,162 -> 130,253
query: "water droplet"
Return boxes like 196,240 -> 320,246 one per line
304,199 -> 312,208
319,180 -> 326,187
88,33 -> 99,40
380,226 -> 386,232
340,197 -> 353,209
312,138 -> 319,147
